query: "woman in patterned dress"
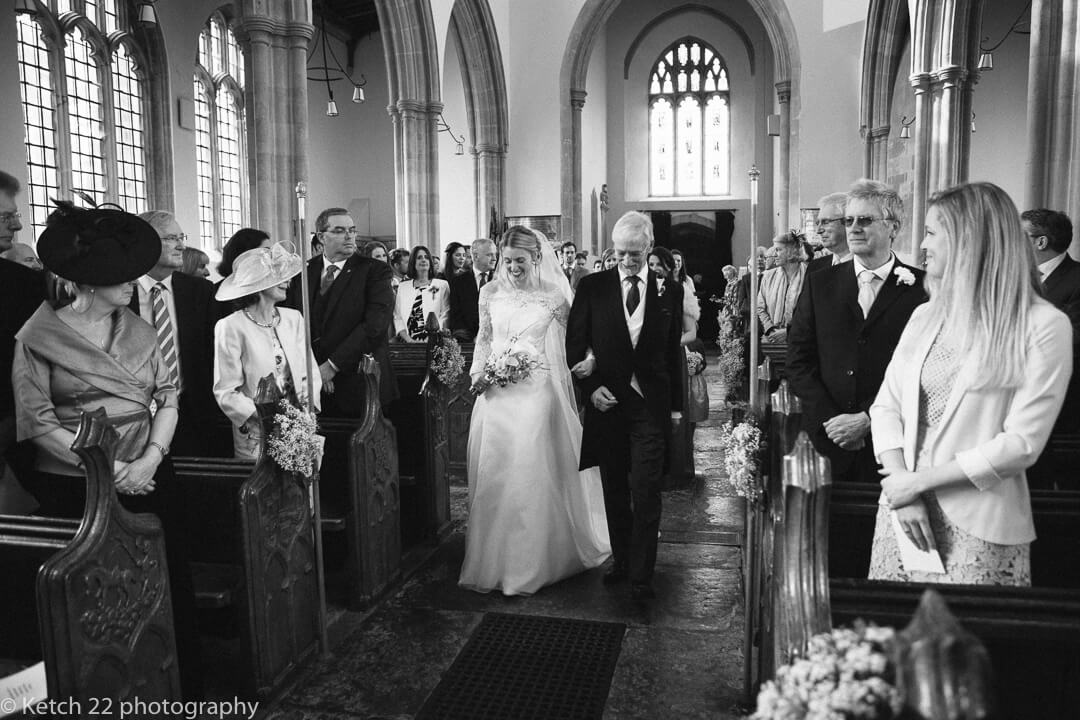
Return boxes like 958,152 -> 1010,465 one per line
393,246 -> 450,342
214,242 -> 321,459
868,182 -> 1072,586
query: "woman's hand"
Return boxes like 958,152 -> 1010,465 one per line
894,498 -> 937,552
571,355 -> 596,379
114,455 -> 159,496
470,373 -> 490,395
879,466 -> 924,509
239,414 -> 260,436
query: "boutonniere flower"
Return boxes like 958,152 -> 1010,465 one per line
656,280 -> 667,297
429,285 -> 440,297
894,267 -> 916,286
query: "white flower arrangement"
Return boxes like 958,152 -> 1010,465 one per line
753,623 -> 902,720
718,419 -> 763,503
894,267 -> 916,286
430,335 -> 466,386
266,401 -> 320,478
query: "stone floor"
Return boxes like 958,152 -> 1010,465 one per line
259,361 -> 748,720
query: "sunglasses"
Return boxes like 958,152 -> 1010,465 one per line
843,215 -> 890,228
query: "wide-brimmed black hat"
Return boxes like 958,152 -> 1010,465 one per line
37,202 -> 161,285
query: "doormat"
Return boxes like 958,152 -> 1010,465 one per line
416,612 -> 626,720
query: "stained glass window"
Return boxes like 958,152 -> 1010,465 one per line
15,1 -> 152,239
194,13 -> 248,249
648,38 -> 730,197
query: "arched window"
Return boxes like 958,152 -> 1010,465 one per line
194,11 -> 248,249
649,38 -> 730,197
15,0 -> 155,239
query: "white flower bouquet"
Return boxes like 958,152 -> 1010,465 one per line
718,419 -> 763,503
266,401 -> 321,478
686,349 -> 706,376
430,335 -> 465,386
475,342 -> 542,395
753,623 -> 902,720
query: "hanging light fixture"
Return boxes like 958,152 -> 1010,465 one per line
137,1 -> 158,25
436,113 -> 467,156
898,115 -> 915,140
971,111 -> 976,134
15,0 -> 37,15
308,2 -> 368,117
977,0 -> 1032,72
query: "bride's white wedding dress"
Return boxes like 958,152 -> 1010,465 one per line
458,279 -> 611,596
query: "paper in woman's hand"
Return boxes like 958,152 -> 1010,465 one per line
890,510 -> 946,574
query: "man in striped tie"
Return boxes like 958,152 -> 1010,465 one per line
133,211 -> 224,456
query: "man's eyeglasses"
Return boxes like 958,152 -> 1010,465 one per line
843,215 -> 888,228
815,217 -> 844,229
161,233 -> 187,243
0,212 -> 22,224
325,227 -> 359,236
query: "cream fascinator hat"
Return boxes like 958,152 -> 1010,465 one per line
215,241 -> 303,301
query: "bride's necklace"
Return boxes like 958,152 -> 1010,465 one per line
244,308 -> 280,329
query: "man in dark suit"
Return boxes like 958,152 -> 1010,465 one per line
561,241 -> 589,291
287,207 -> 395,415
567,211 -> 685,601
448,237 -> 497,341
133,211 -> 225,456
807,192 -> 850,275
1023,209 -> 1080,487
787,179 -> 927,484
0,171 -> 47,507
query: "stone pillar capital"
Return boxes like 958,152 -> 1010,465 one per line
775,80 -> 792,104
570,88 -> 588,110
909,73 -> 933,93
931,65 -> 968,88
867,126 -> 891,141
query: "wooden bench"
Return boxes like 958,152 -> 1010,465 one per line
173,377 -> 321,699
0,409 -> 180,703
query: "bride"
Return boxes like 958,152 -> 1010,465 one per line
458,226 -> 611,595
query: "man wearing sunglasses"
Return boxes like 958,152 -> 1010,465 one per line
787,179 -> 927,484
808,192 -> 851,275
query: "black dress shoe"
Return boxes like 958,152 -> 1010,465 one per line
602,565 -> 628,585
631,583 -> 656,601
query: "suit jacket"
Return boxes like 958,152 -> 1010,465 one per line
870,301 -> 1071,544
0,261 -> 46,423
807,255 -> 834,275
567,268 -> 685,469
564,265 -> 589,291
1042,253 -> 1080,432
786,258 -> 927,472
448,271 -> 482,340
129,272 -> 224,455
286,254 -> 395,411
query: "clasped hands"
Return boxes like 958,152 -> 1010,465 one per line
823,412 -> 869,450
113,454 -> 159,497
879,467 -> 936,552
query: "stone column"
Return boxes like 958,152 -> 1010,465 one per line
864,127 -> 890,181
473,142 -> 505,239
1025,0 -> 1057,206
236,9 -> 312,245
775,81 -> 791,232
393,99 -> 440,248
931,66 -> 973,190
908,73 -> 932,259
561,88 -> 587,247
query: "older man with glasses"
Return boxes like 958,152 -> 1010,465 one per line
786,179 -> 928,484
808,192 -> 851,274
286,206 -> 396,414
133,211 -> 225,456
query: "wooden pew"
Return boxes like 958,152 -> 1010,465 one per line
174,377 -> 321,699
0,409 -> 180,703
759,341 -> 786,391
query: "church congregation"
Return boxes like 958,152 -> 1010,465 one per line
3,0 -> 1080,718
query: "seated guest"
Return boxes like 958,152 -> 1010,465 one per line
180,247 -> 210,279
869,182 -> 1071,586
394,245 -> 449,342
448,238 -> 497,341
214,243 -> 321,459
787,179 -> 926,484
809,192 -> 851,273
600,247 -> 618,271
756,231 -> 806,343
2,242 -> 43,271
286,207 -> 395,414
134,210 -> 222,455
360,240 -> 389,263
15,203 -> 200,696
388,247 -> 410,290
439,241 -> 469,281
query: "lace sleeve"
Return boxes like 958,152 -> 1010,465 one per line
552,293 -> 570,327
470,285 -> 494,376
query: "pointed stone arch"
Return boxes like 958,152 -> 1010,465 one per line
448,0 -> 508,236
860,0 -> 910,180
372,0 -> 443,248
559,0 -> 800,246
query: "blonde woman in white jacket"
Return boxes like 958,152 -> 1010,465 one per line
868,182 -> 1071,586
214,242 -> 321,459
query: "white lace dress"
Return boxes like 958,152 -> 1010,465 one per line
458,282 -> 611,595
868,333 -> 1031,586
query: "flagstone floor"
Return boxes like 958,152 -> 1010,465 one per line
253,357 -> 748,720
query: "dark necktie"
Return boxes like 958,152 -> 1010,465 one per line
625,275 -> 641,315
320,264 -> 339,296
478,271 -> 488,289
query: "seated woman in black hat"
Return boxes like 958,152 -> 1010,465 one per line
12,202 -> 202,698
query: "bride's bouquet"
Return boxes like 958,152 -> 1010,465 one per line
474,340 -> 542,395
